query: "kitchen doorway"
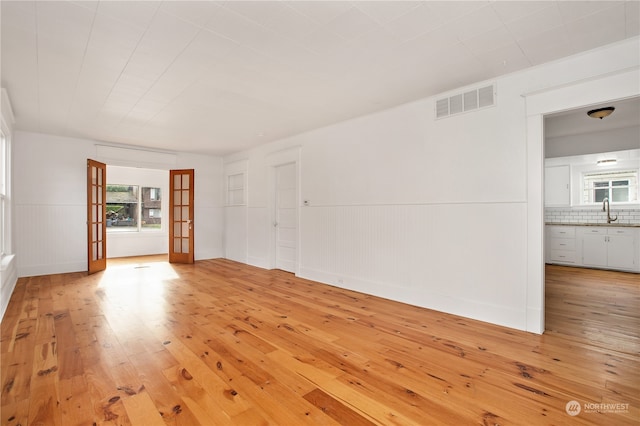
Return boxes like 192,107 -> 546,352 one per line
542,96 -> 640,334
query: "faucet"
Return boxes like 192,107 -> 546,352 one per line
602,197 -> 618,223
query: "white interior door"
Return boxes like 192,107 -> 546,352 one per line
274,163 -> 297,272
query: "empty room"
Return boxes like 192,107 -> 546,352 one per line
1,1 -> 639,425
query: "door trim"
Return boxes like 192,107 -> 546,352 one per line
524,68 -> 639,334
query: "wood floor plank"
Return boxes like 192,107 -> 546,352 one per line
128,350 -> 202,425
162,364 -> 235,426
58,375 -> 95,426
1,258 -> 638,425
121,392 -> 167,426
151,328 -> 254,418
303,387 -> 377,426
83,362 -> 134,425
0,398 -> 29,426
27,377 -> 63,426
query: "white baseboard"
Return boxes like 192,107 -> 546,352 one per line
298,266 -> 527,332
18,261 -> 86,278
247,256 -> 270,269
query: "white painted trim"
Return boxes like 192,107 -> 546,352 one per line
299,266 -> 525,330
1,89 -> 15,127
95,144 -> 177,169
526,113 -> 545,334
0,254 -> 17,321
524,68 -> 640,334
247,256 -> 269,269
18,261 -> 86,278
526,67 -> 640,116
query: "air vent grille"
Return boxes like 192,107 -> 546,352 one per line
435,84 -> 496,119
436,98 -> 449,117
449,94 -> 463,115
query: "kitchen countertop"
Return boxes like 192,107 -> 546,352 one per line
546,222 -> 640,228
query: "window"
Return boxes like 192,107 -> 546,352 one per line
141,187 -> 161,229
0,130 -> 6,256
149,187 -> 159,200
106,185 -> 162,232
583,170 -> 638,204
227,173 -> 245,205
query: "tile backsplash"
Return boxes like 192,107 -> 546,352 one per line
545,207 -> 640,225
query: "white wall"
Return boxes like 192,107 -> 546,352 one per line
546,126 -> 640,158
224,37 -> 640,333
106,166 -> 168,258
13,131 -> 224,277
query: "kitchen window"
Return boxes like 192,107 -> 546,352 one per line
583,170 -> 638,204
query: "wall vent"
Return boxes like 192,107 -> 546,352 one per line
435,84 -> 496,119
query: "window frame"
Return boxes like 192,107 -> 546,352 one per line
0,129 -> 6,257
227,172 -> 246,206
106,184 -> 163,233
582,169 -> 638,205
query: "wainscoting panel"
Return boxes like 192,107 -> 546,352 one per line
224,206 -> 247,263
15,204 -> 86,277
299,202 -> 528,329
247,207 -> 270,268
195,206 -> 225,260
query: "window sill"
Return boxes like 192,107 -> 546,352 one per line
107,231 -> 167,237
576,203 -> 640,208
0,254 -> 15,272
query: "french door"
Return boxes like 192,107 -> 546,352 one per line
87,159 -> 107,274
169,169 -> 194,263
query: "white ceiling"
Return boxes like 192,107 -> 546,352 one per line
2,1 -> 639,156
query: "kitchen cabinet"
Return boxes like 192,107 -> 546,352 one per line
546,226 -> 577,264
545,165 -> 570,206
546,225 -> 639,272
580,227 -> 638,271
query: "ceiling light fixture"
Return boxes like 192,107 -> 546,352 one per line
587,106 -> 615,119
597,159 -> 617,166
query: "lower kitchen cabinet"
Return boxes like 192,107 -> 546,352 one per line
608,232 -> 637,270
582,228 -> 636,269
546,226 -> 577,264
582,232 -> 608,267
546,225 -> 639,272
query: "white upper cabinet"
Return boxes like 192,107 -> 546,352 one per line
545,165 -> 570,206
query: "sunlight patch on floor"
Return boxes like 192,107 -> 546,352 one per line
97,260 -> 179,323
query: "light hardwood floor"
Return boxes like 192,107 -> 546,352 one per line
1,258 -> 638,425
